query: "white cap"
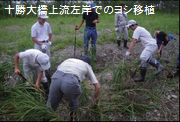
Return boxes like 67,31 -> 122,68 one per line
126,20 -> 137,28
38,11 -> 49,19
37,53 -> 50,70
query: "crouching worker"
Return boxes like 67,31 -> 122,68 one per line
14,49 -> 50,95
46,55 -> 100,121
154,31 -> 174,57
125,20 -> 165,82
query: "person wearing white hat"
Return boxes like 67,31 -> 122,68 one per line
14,49 -> 50,92
31,11 -> 52,57
125,20 -> 164,82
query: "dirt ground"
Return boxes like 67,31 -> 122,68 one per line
50,35 -> 179,121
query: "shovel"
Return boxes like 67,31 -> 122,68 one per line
18,73 -> 44,94
74,26 -> 77,58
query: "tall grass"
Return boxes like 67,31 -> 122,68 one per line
1,83 -> 63,121
112,60 -> 130,91
0,56 -> 64,121
79,82 -> 90,105
96,60 -> 162,121
0,57 -> 14,82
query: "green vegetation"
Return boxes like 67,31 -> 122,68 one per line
0,11 -> 179,56
0,1 -> 179,121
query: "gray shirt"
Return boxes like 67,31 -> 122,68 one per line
115,11 -> 128,26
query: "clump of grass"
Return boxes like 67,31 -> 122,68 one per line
0,58 -> 14,82
96,60 -> 161,120
112,60 -> 130,91
79,82 -> 90,106
99,88 -> 160,121
1,83 -> 63,121
90,46 -> 97,72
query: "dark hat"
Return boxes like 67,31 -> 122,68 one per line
89,3 -> 96,9
79,55 -> 91,65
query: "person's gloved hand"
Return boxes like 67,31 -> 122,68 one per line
48,41 -> 52,45
115,27 -> 118,32
126,25 -> 130,30
41,44 -> 47,50
125,51 -> 131,56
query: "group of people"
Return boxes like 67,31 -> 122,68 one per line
114,3 -> 178,81
14,3 -> 101,121
13,2 -> 178,121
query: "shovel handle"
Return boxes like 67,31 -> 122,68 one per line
75,26 -> 77,36
18,73 -> 43,93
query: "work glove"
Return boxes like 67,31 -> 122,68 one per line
48,41 -> 52,45
125,51 -> 131,56
126,25 -> 130,30
115,27 -> 118,32
41,44 -> 47,52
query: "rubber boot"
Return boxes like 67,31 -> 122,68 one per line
134,67 -> 147,82
124,40 -> 129,49
148,58 -> 165,76
117,40 -> 122,50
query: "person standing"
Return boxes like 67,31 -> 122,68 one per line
154,31 -> 174,56
31,11 -> 52,57
125,20 -> 164,82
115,3 -> 129,50
75,3 -> 99,56
47,55 -> 100,121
